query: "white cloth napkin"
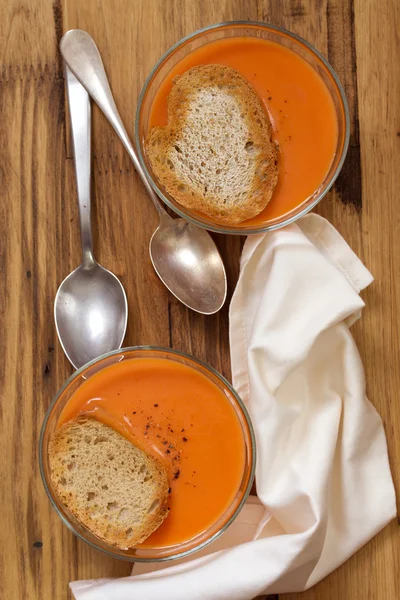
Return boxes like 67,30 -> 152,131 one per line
70,214 -> 396,600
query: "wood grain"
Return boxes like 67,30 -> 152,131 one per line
0,0 -> 398,599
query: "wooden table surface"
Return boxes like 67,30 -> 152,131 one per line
1,0 -> 399,598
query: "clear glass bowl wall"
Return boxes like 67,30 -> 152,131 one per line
135,21 -> 349,234
40,347 -> 256,562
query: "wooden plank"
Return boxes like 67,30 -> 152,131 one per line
355,0 -> 400,504
0,0 -> 61,67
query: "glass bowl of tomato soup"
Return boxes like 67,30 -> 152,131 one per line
40,347 -> 255,561
135,21 -> 349,234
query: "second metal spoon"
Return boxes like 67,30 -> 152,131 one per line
60,29 -> 227,315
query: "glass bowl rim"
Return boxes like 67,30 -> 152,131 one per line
39,345 -> 256,562
134,19 -> 350,235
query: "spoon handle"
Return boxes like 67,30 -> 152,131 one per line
65,66 -> 94,267
60,29 -> 165,218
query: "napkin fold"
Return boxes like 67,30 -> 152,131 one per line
70,214 -> 396,600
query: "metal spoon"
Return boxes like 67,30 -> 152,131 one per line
60,29 -> 227,315
55,67 -> 128,370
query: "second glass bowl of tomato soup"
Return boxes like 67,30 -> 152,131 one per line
136,21 -> 349,234
40,347 -> 255,561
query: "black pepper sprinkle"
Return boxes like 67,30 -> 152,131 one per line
268,96 -> 272,100
145,424 -> 150,429
154,404 -> 158,407
173,469 -> 180,480
181,429 -> 185,432
168,488 -> 172,494
169,444 -> 174,449
162,440 -> 168,445
133,411 -> 136,414
182,437 -> 188,442
166,449 -> 171,454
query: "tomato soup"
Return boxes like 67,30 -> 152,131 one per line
58,357 -> 247,548
148,37 -> 338,225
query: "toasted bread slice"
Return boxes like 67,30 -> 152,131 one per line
49,417 -> 169,548
145,64 -> 278,225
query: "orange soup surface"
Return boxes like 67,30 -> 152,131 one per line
58,358 -> 246,548
148,37 -> 338,225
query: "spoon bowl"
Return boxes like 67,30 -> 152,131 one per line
150,215 -> 227,314
55,263 -> 128,370
60,29 -> 227,315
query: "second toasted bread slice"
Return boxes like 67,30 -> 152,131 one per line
49,417 -> 169,548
